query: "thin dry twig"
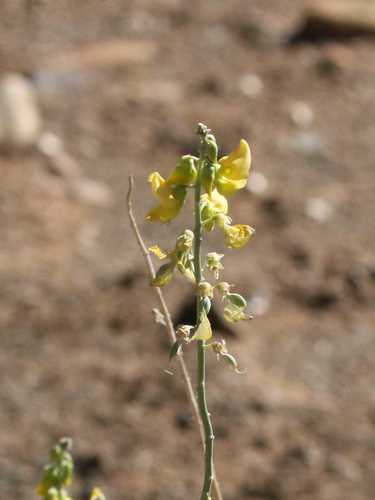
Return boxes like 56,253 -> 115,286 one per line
127,176 -> 223,500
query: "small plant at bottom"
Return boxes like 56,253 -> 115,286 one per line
146,123 -> 254,499
37,438 -> 105,500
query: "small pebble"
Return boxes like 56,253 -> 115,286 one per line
289,131 -> 326,158
0,73 -> 42,147
70,177 -> 113,207
290,101 -> 314,128
247,171 -> 269,195
305,198 -> 333,223
248,290 -> 271,316
37,132 -> 64,157
238,73 -> 263,98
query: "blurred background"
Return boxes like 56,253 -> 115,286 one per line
1,1 -> 375,499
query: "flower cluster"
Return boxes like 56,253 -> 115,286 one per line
37,439 -> 106,500
147,135 -> 254,249
147,125 -> 255,371
37,438 -> 74,500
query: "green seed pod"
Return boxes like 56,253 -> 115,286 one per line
227,293 -> 247,309
202,296 -> 211,315
152,263 -> 174,287
200,162 -> 217,197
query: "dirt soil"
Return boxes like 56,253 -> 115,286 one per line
1,1 -> 375,499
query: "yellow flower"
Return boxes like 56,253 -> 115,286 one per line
146,172 -> 187,223
202,189 -> 228,214
216,139 -> 251,196
223,224 -> 255,249
201,189 -> 229,231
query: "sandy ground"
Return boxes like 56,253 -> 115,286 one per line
1,1 -> 375,499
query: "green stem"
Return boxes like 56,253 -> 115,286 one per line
194,139 -> 215,500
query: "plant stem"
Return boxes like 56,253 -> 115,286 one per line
127,176 -> 223,500
194,147 -> 215,500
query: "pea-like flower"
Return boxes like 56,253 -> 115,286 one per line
201,189 -> 229,231
146,172 -> 187,223
216,139 -> 251,196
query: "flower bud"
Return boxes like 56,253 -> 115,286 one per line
168,155 -> 198,186
200,162 -> 217,197
176,324 -> 193,342
215,281 -> 232,297
198,281 -> 214,298
206,252 -> 224,279
176,229 -> 194,252
205,134 -> 218,163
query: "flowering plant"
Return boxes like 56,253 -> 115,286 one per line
147,123 -> 254,499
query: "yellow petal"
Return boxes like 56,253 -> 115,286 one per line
148,171 -> 164,194
209,189 -> 228,214
217,139 -> 251,196
147,175 -> 187,223
149,245 -> 167,259
146,204 -> 181,223
223,224 -> 255,249
192,311 -> 212,341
